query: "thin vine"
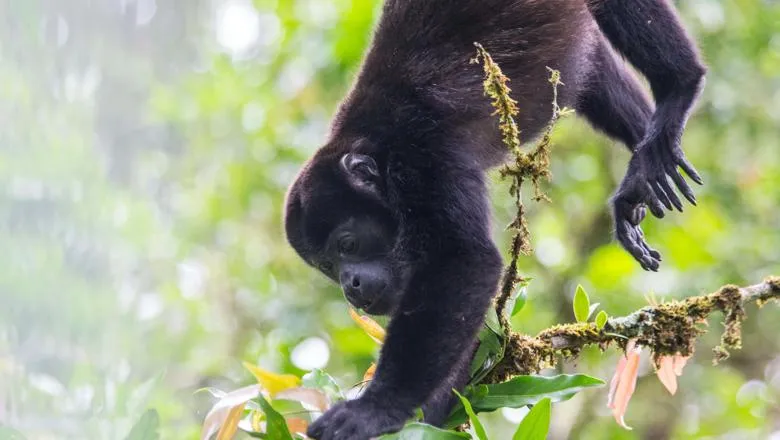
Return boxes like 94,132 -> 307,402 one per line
471,43 -> 574,333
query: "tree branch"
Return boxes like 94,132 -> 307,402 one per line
485,276 -> 780,382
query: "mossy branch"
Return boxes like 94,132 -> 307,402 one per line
486,277 -> 780,381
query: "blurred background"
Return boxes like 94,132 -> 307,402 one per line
1,0 -> 778,438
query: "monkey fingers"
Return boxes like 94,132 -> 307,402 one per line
307,398 -> 406,440
660,145 -> 701,206
651,177 -> 683,212
675,151 -> 704,186
666,164 -> 698,205
650,179 -> 674,212
642,181 -> 667,219
613,199 -> 661,271
616,219 -> 661,271
623,150 -> 669,219
629,204 -> 646,226
635,226 -> 662,261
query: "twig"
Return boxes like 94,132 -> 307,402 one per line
471,43 -> 573,335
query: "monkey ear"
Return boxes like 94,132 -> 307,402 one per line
340,153 -> 381,189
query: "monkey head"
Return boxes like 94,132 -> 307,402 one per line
284,140 -> 407,316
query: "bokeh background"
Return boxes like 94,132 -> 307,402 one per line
1,0 -> 779,438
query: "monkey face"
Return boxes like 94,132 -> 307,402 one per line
323,216 -> 403,315
284,146 -> 406,315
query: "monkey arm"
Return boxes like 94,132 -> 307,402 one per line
307,147 -> 502,440
586,0 -> 706,161
365,248 -> 501,405
586,0 -> 707,271
308,241 -> 500,440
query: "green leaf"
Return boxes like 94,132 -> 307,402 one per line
471,307 -> 508,385
0,426 -> 27,440
469,327 -> 503,381
444,385 -> 490,429
468,374 -> 604,412
378,423 -> 470,439
484,308 -> 502,335
256,394 -> 293,440
124,409 -> 160,440
414,408 -> 426,422
302,369 -> 344,402
512,398 -> 551,440
573,285 -> 590,323
595,310 -> 608,330
469,333 -> 491,376
507,284 -> 529,318
453,390 -> 488,440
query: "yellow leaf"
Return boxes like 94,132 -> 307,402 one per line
349,308 -> 386,343
286,417 -> 309,434
242,362 -> 300,396
251,410 -> 264,432
363,363 -> 377,382
216,404 -> 244,440
607,339 -> 641,430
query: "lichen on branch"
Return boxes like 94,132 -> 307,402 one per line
486,277 -> 780,381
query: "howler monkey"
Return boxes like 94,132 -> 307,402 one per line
284,0 -> 706,438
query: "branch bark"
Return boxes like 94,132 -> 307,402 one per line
485,276 -> 780,382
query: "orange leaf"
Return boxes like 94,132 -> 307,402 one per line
216,404 -> 244,440
673,354 -> 690,376
608,339 -> 641,430
607,355 -> 626,409
349,308 -> 386,343
363,363 -> 377,382
286,417 -> 309,434
656,355 -> 677,395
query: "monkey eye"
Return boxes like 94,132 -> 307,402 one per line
319,261 -> 334,273
337,235 -> 358,255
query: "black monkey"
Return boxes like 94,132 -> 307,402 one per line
284,0 -> 705,438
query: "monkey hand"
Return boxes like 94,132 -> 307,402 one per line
612,195 -> 661,271
612,139 -> 702,271
307,396 -> 410,440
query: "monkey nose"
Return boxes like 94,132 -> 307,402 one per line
342,275 -> 371,308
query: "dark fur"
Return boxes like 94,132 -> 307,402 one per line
285,1 -> 705,438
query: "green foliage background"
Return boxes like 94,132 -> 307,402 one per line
1,0 -> 778,438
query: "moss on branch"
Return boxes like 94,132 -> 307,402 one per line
485,277 -> 780,381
